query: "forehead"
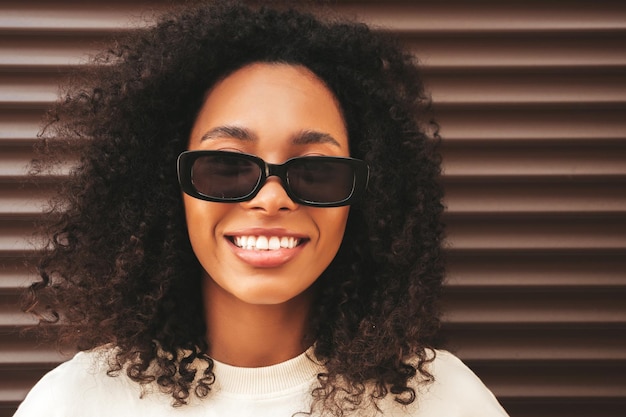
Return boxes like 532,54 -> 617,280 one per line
188,63 -> 348,154
205,62 -> 339,105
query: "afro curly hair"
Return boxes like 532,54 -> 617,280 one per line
24,0 -> 445,412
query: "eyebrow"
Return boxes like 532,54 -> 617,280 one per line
292,130 -> 342,148
200,125 -> 255,142
200,125 -> 342,148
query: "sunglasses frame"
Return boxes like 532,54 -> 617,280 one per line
177,150 -> 369,207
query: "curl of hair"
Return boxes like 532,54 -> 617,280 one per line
24,0 -> 445,413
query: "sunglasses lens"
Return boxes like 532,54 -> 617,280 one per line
287,159 -> 355,204
191,154 -> 261,200
181,151 -> 366,206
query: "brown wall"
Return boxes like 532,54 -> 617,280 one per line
1,1 -> 625,416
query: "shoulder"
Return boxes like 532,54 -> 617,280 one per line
426,350 -> 498,395
379,349 -> 510,417
14,349 -> 170,417
418,350 -> 509,416
18,350 -> 107,399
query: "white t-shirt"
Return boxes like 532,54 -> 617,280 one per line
14,347 -> 509,416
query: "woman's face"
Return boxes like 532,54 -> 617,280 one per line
184,63 -> 350,306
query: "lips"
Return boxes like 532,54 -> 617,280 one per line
226,229 -> 308,268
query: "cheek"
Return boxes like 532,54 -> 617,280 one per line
318,207 -> 350,251
183,196 -> 226,252
183,196 -> 204,237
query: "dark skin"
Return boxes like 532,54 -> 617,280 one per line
185,63 -> 351,367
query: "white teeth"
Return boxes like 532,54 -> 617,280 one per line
233,235 -> 300,250
268,236 -> 280,250
256,236 -> 269,250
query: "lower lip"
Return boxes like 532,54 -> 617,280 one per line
228,239 -> 306,268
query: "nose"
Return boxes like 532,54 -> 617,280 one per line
240,176 -> 298,214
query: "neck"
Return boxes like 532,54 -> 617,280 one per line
202,274 -> 315,367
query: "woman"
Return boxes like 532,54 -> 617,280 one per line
16,1 -> 509,416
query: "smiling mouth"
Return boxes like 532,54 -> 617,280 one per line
228,235 -> 305,251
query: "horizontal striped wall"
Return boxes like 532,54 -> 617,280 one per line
0,1 -> 625,416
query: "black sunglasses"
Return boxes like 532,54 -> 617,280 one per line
177,150 -> 369,207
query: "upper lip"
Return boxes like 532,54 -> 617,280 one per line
225,227 -> 308,239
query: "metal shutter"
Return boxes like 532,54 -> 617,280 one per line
1,1 -> 624,416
